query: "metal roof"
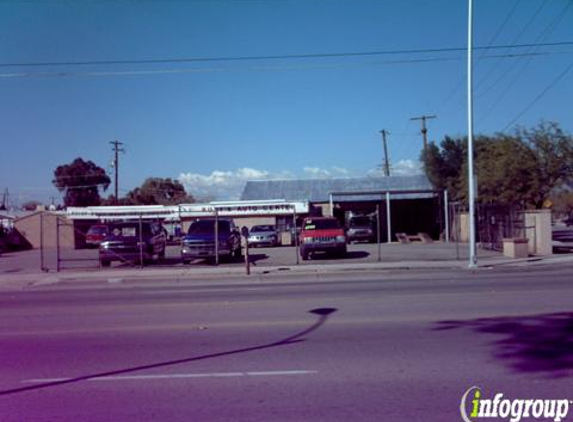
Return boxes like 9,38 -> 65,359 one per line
241,175 -> 436,202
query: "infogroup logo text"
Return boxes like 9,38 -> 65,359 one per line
460,387 -> 571,422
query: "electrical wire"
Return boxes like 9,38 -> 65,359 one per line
478,1 -> 573,125
1,41 -> 571,68
502,59 -> 573,132
442,0 -> 523,105
476,1 -> 564,99
0,51 -> 566,79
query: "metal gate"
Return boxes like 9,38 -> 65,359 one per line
476,204 -> 526,251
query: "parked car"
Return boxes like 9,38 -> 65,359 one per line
181,218 -> 242,264
299,217 -> 347,260
85,224 -> 109,248
552,227 -> 573,252
248,225 -> 279,247
346,215 -> 375,243
99,221 -> 166,267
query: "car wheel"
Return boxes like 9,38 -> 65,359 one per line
100,259 -> 110,268
301,251 -> 310,261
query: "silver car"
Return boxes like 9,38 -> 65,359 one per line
248,225 -> 279,247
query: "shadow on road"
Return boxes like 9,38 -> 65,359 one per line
0,308 -> 337,397
435,312 -> 573,378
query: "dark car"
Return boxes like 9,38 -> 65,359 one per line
346,215 -> 375,243
181,218 -> 242,264
299,217 -> 347,260
85,224 -> 109,248
99,221 -> 166,267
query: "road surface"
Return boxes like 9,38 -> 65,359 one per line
1,265 -> 572,421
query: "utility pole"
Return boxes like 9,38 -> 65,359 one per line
379,130 -> 390,176
467,0 -> 477,268
110,140 -> 125,204
0,188 -> 9,210
410,115 -> 437,151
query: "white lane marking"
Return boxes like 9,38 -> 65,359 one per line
23,370 -> 317,383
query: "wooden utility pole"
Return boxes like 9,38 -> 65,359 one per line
410,115 -> 437,151
110,140 -> 125,204
379,130 -> 390,176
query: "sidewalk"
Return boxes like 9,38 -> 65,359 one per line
1,242 -> 572,290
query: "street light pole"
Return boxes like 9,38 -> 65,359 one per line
467,0 -> 477,268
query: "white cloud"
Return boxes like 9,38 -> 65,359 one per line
178,167 -> 293,200
179,163 -> 421,201
367,159 -> 422,177
392,159 -> 423,176
303,166 -> 351,179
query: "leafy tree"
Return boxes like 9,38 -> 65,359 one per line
52,158 -> 111,207
470,135 -> 538,206
550,190 -> 573,218
125,178 -> 194,205
518,122 -> 573,208
421,122 -> 573,209
421,136 -> 465,200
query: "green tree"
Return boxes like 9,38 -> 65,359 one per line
470,135 -> 538,206
125,177 -> 194,205
422,122 -> 573,209
518,121 -> 573,208
421,136 -> 465,200
53,158 -> 111,207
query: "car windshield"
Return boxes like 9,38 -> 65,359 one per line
251,225 -> 275,232
188,220 -> 230,235
350,217 -> 372,227
303,219 -> 340,230
108,223 -> 151,237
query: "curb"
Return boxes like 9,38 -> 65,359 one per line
2,254 -> 572,291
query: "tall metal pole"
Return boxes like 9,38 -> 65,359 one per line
376,204 -> 381,261
139,214 -> 144,268
56,216 -> 61,272
444,190 -> 450,243
386,191 -> 392,244
467,0 -> 477,267
40,211 -> 45,271
214,208 -> 219,266
293,207 -> 299,265
380,130 -> 390,176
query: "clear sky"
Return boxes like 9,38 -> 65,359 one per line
1,0 -> 572,205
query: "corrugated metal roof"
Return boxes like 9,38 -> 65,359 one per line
241,175 -> 436,202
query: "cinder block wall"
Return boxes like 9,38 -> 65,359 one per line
14,212 -> 75,249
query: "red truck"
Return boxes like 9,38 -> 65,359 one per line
299,217 -> 347,260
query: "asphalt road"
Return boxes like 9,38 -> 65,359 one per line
1,266 -> 572,422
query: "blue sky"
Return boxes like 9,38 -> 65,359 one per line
1,0 -> 572,204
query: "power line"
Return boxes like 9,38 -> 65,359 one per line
1,41 -> 572,69
502,59 -> 573,132
476,1 -> 568,99
478,1 -> 573,125
443,0 -> 523,105
0,51 -> 566,79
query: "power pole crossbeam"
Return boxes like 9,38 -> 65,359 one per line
411,115 -> 437,151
